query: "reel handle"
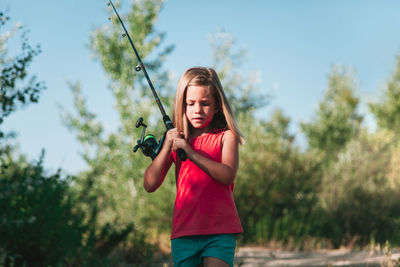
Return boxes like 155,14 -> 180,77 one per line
136,117 -> 146,128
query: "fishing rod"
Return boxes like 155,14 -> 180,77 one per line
107,0 -> 186,161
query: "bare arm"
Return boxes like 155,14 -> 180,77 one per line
172,130 -> 239,185
143,129 -> 180,192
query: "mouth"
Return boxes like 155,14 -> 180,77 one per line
192,118 -> 203,122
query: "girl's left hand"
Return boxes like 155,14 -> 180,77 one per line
172,137 -> 192,156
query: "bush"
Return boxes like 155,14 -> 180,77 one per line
318,130 -> 400,246
0,148 -> 155,266
0,150 -> 85,266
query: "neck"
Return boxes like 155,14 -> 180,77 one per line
190,125 -> 213,139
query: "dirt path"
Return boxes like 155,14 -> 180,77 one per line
234,247 -> 400,267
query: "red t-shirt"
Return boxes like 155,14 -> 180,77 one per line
171,130 -> 243,239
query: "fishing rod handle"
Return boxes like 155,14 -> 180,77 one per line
163,115 -> 187,161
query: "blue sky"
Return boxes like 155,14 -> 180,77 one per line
3,0 -> 400,174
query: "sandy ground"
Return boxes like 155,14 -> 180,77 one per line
234,247 -> 400,267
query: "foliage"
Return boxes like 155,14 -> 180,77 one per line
0,149 -> 85,266
235,111 -> 322,245
318,130 -> 400,246
370,54 -> 400,134
0,11 -> 46,137
62,1 -> 175,263
300,66 -> 362,160
62,81 -> 159,264
233,62 -> 400,248
0,8 -> 152,266
4,0 -> 400,263
295,64 -> 400,248
0,146 -> 154,266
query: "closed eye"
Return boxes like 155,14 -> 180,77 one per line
186,101 -> 211,106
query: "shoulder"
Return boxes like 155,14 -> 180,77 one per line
220,130 -> 239,162
222,129 -> 239,145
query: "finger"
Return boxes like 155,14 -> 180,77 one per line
167,129 -> 179,137
173,138 -> 185,150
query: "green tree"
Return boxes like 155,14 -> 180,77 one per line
318,130 -> 400,246
0,11 -> 95,266
300,63 -> 400,247
300,66 -> 362,160
236,110 -> 321,245
299,66 -> 366,247
62,1 -> 175,259
0,151 -> 87,267
0,11 -> 46,138
370,54 -> 400,134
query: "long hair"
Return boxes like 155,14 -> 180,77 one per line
173,67 -> 244,144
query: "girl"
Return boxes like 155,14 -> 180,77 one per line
143,67 -> 244,267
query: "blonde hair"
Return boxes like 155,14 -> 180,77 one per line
173,67 -> 244,144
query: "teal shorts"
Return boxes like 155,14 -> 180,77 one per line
171,234 -> 236,267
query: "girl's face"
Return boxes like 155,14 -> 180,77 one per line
185,85 -> 218,132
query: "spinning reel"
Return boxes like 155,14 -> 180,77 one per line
133,117 -> 165,160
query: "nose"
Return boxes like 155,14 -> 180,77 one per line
194,103 -> 201,113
